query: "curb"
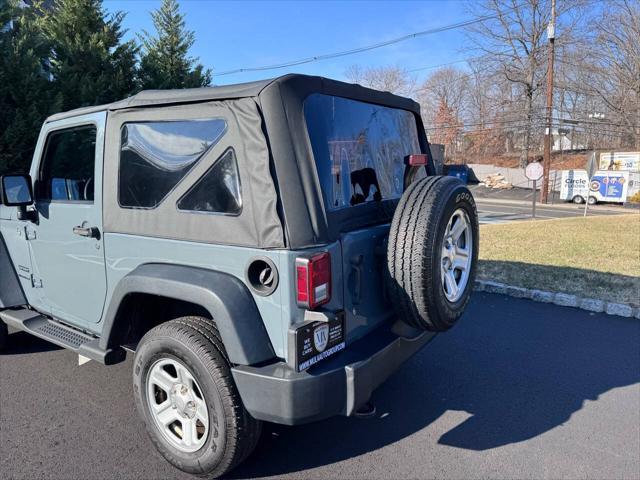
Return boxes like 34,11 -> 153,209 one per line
475,280 -> 639,319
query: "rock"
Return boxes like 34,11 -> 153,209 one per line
475,280 -> 637,318
578,298 -> 605,313
504,285 -> 529,298
530,289 -> 554,303
554,293 -> 578,308
605,302 -> 634,318
481,281 -> 507,295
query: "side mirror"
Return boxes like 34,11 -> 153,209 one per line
0,174 -> 34,207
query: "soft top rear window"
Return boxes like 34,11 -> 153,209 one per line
304,93 -> 421,211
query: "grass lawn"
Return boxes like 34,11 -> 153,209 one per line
478,214 -> 640,306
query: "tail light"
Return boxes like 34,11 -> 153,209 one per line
296,252 -> 331,309
404,153 -> 429,166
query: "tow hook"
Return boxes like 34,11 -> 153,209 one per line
353,401 -> 377,419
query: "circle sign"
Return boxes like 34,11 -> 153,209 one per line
590,180 -> 600,191
525,162 -> 543,180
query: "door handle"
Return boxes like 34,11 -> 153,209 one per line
73,226 -> 100,239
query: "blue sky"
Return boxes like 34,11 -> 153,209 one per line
104,0 -> 472,86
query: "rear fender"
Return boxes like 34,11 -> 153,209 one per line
99,263 -> 276,365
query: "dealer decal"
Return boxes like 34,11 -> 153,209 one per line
293,313 -> 345,372
298,342 -> 346,371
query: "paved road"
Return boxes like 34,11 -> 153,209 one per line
1,294 -> 639,479
474,197 -> 632,224
469,185 -> 637,224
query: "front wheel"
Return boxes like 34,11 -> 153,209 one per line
572,195 -> 585,204
133,317 -> 261,478
587,196 -> 597,205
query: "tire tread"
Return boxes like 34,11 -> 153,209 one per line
134,317 -> 261,478
387,176 -> 479,331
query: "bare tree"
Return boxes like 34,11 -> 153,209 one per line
344,65 -> 416,97
430,98 -> 463,161
551,0 -> 639,151
418,66 -> 470,127
590,0 -> 640,148
466,0 -> 584,166
463,63 -> 507,160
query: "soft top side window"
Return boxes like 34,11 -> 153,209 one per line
177,148 -> 242,215
118,119 -> 227,209
39,125 -> 97,202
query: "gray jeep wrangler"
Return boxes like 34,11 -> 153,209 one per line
0,74 -> 478,477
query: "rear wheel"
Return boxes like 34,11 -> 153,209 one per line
133,316 -> 261,478
587,196 -> 597,205
0,320 -> 7,351
387,176 -> 479,332
572,195 -> 585,204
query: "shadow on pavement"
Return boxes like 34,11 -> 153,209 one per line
229,293 -> 640,479
2,329 -> 62,355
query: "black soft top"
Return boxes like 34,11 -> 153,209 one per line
48,73 -> 428,249
45,74 -> 421,123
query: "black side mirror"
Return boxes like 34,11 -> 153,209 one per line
0,174 -> 34,207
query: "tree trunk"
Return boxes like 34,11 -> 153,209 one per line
521,85 -> 534,168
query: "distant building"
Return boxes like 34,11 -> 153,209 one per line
552,128 -> 584,152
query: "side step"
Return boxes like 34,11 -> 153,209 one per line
0,308 -> 125,365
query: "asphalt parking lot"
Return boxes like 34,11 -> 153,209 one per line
1,293 -> 639,480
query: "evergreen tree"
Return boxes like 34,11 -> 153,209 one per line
0,0 -> 58,174
45,0 -> 138,111
138,0 -> 211,90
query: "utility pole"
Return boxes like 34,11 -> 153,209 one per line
541,0 -> 556,204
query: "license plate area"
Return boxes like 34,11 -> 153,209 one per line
288,311 -> 345,372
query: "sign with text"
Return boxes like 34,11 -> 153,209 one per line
599,152 -> 640,173
560,170 -> 629,203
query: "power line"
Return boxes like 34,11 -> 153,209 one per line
424,116 -> 639,130
213,4 -> 527,76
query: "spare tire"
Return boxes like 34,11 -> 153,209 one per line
387,176 -> 479,332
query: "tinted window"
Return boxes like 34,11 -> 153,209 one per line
177,149 -> 242,215
304,94 -> 420,210
39,126 -> 97,201
119,119 -> 227,209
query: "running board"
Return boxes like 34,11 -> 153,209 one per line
0,308 -> 125,365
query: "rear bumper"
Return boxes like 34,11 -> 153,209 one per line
231,324 -> 436,425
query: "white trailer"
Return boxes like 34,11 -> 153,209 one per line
560,169 -> 629,204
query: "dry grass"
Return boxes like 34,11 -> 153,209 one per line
478,214 -> 640,306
